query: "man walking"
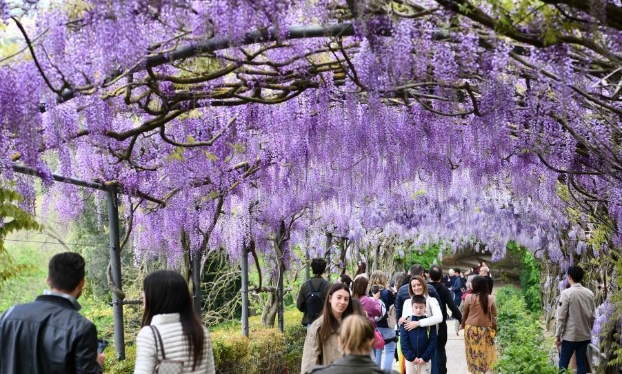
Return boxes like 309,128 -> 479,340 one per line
556,265 -> 595,374
479,265 -> 494,294
297,258 -> 331,329
429,265 -> 462,374
0,252 -> 104,373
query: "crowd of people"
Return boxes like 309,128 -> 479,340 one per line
0,252 -> 594,374
297,259 -> 499,374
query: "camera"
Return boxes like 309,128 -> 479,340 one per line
371,285 -> 380,294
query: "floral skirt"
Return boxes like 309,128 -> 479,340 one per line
464,325 -> 498,373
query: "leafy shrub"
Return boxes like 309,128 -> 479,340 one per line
506,241 -> 542,314
103,344 -> 136,373
247,329 -> 286,373
494,286 -> 557,374
400,242 -> 442,270
211,327 -> 294,374
284,324 -> 307,372
104,309 -> 307,373
211,330 -> 251,373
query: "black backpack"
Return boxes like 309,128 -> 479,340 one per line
305,279 -> 327,321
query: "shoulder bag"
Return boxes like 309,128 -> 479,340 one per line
488,297 -> 496,341
150,325 -> 184,374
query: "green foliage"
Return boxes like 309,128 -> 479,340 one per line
104,309 -> 304,374
210,324 -> 304,374
494,286 -> 557,374
507,241 -> 541,314
70,197 -> 137,300
103,344 -> 136,373
605,253 -> 622,369
398,242 -> 442,271
80,292 -> 115,339
284,324 -> 307,371
0,185 -> 42,287
211,330 -> 251,373
0,241 -> 55,311
209,310 -> 305,373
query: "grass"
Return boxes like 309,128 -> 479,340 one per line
0,234 -> 61,311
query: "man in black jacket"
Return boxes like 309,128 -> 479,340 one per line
0,252 -> 104,373
429,265 -> 463,374
297,258 -> 332,329
479,265 -> 494,294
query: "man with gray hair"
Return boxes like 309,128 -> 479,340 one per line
479,265 -> 494,294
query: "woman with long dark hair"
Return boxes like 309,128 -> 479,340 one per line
301,283 -> 354,374
369,271 -> 397,371
134,270 -> 215,373
352,276 -> 382,327
354,260 -> 367,280
459,275 -> 498,373
336,273 -> 353,290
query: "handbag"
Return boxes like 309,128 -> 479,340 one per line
487,299 -> 497,342
374,328 -> 385,349
150,326 -> 184,374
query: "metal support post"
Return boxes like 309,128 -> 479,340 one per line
241,244 -> 249,337
192,252 -> 202,316
107,189 -> 125,360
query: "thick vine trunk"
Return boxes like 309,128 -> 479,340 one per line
542,262 -> 560,331
180,230 -> 193,295
261,288 -> 279,327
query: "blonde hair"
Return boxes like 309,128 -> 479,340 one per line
339,315 -> 375,354
370,270 -> 388,288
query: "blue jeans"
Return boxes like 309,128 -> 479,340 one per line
374,327 -> 397,370
559,339 -> 590,374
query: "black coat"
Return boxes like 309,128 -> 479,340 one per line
296,276 -> 331,325
429,282 -> 462,323
305,354 -> 399,374
0,294 -> 102,374
376,288 -> 396,329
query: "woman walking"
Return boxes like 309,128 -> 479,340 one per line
352,276 -> 382,327
301,283 -> 355,374
134,270 -> 215,373
306,314 -> 399,374
459,275 -> 498,374
369,270 -> 397,370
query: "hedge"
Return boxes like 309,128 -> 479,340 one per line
493,286 -> 557,374
103,323 -> 306,373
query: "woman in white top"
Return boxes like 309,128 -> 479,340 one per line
399,275 -> 443,329
134,270 -> 216,374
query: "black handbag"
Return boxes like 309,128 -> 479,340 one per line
149,326 -> 184,374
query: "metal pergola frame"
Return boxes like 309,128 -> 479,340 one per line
12,164 -> 127,359
9,22 -> 364,358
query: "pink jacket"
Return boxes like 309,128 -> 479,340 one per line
359,296 -> 382,327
